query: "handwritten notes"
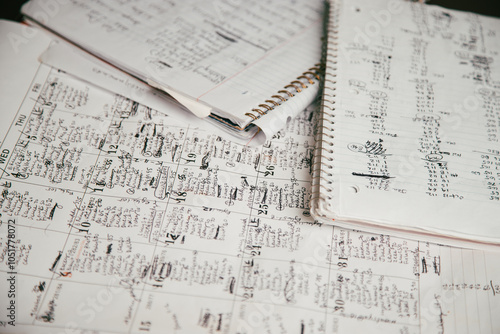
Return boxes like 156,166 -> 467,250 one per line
22,0 -> 323,131
318,0 -> 500,243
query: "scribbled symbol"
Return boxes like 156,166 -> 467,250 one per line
228,277 -> 236,294
370,90 -> 387,99
58,271 -> 72,278
10,172 -> 28,179
283,277 -> 296,303
106,244 -> 113,255
200,152 -> 210,170
49,252 -> 63,273
216,31 -> 237,43
33,107 -> 45,116
431,10 -> 453,27
39,313 -> 54,323
415,113 -> 441,121
275,189 -> 285,211
48,203 -> 62,220
145,57 -> 172,72
477,87 -> 493,98
352,172 -> 393,179
34,281 -> 46,293
423,153 -> 443,162
347,143 -> 367,153
422,257 -> 428,273
348,79 -> 366,88
454,51 -> 471,60
347,140 -> 388,155
476,87 -> 500,100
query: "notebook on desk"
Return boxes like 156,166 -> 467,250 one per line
311,0 -> 500,248
21,0 -> 324,143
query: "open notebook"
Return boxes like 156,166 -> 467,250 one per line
21,0 -> 324,142
312,0 -> 500,248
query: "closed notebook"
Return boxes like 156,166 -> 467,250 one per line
311,0 -> 500,248
21,0 -> 324,143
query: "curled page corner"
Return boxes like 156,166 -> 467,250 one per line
38,41 -> 256,146
40,40 -> 213,119
253,80 -> 320,143
147,81 -> 212,118
239,129 -> 266,147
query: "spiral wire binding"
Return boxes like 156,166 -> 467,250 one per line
244,64 -> 323,120
310,0 -> 339,215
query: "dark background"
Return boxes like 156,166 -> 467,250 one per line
1,0 -> 27,21
1,0 -> 500,20
426,0 -> 500,17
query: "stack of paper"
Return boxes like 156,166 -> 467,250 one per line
0,0 -> 498,332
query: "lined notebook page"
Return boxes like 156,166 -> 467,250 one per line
201,19 -> 322,123
321,0 -> 500,242
22,0 -> 323,127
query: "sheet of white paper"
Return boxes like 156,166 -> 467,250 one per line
1,21 -> 500,333
316,0 -> 500,243
39,41 -> 211,123
38,40 -> 257,146
39,40 -> 292,146
22,0 -> 323,128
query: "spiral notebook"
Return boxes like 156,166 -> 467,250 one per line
312,0 -> 500,248
21,0 -> 324,142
